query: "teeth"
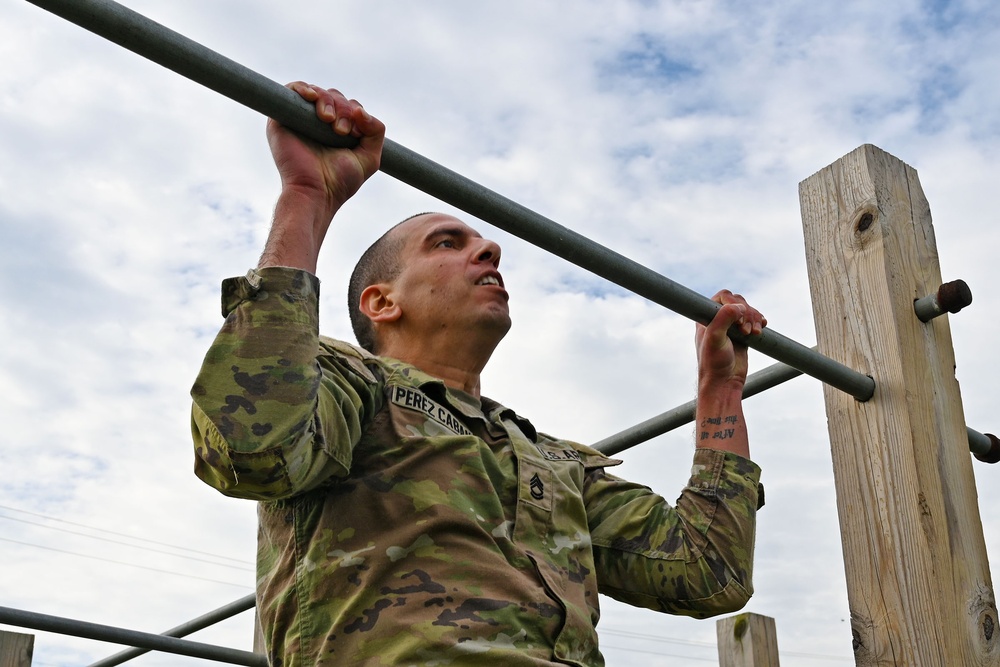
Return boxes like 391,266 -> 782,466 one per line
477,276 -> 500,286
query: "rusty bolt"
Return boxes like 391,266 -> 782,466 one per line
973,433 -> 1000,465
914,279 -> 973,322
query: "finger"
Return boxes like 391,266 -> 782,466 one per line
708,290 -> 747,335
285,82 -> 340,130
711,289 -> 734,306
292,85 -> 350,133
732,299 -> 766,335
346,98 -> 365,138
710,289 -> 767,336
320,87 -> 364,135
722,303 -> 749,336
351,102 -> 385,139
698,303 -> 742,350
284,84 -> 378,141
310,87 -> 345,129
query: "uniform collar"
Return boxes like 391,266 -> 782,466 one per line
376,355 -> 538,441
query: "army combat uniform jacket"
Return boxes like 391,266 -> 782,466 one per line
191,267 -> 762,667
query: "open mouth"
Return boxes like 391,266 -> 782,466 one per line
476,275 -> 502,287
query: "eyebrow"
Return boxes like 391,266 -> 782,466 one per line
424,225 -> 481,245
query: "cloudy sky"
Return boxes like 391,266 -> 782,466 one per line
3,0 -> 1000,665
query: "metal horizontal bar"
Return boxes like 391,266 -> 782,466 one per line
594,356 -> 997,463
0,605 -> 267,667
593,359 -> 804,456
24,0 -> 875,403
88,594 -> 257,667
378,149 -> 876,405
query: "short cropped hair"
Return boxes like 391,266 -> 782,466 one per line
347,213 -> 431,353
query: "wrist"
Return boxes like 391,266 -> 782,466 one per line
277,184 -> 340,225
697,375 -> 745,402
695,375 -> 750,458
258,188 -> 341,272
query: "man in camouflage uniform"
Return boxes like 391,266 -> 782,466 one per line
191,83 -> 766,666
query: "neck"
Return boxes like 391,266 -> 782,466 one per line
377,330 -> 501,398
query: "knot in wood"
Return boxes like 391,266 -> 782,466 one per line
733,614 -> 749,640
856,212 -> 875,232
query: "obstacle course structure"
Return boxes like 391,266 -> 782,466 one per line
3,0 -> 998,665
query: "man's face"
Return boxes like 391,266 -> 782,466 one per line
387,213 -> 511,340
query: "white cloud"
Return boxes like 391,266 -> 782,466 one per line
3,0 -> 999,665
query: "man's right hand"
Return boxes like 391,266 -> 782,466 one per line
259,83 -> 385,272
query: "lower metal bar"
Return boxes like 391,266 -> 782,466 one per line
593,359 -> 803,456
24,0 -> 875,403
593,358 -> 997,462
0,605 -> 266,667
87,594 -> 257,667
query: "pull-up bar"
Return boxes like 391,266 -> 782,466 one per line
594,354 -> 1000,463
26,0 -> 995,460
24,0 -> 873,401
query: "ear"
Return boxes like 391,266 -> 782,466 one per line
359,283 -> 402,323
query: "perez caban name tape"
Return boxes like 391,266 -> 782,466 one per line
389,385 -> 473,437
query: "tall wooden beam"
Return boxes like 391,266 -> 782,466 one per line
799,144 -> 999,664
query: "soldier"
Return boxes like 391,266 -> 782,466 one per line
191,83 -> 766,666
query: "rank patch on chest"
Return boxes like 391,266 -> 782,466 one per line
389,385 -> 473,437
529,473 -> 545,500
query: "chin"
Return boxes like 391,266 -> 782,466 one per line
487,313 -> 512,338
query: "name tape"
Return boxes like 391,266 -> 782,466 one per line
389,385 -> 473,437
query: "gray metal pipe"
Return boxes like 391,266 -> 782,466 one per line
0,605 -> 267,667
594,359 -> 804,456
87,594 -> 257,667
594,356 -> 997,462
25,0 -> 999,464
24,0 -> 875,402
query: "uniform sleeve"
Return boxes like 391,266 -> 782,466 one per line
190,267 -> 382,501
584,448 -> 761,618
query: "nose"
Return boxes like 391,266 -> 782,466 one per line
474,238 -> 502,268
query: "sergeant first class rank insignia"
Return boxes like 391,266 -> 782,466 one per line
389,385 -> 473,437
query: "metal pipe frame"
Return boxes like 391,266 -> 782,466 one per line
22,0 -> 996,461
87,594 -> 257,667
0,605 -> 267,667
594,359 -> 998,462
594,359 -> 805,456
13,1 -> 999,664
24,0 -> 874,402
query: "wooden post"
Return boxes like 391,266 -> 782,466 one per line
799,144 -> 999,665
0,631 -> 33,667
717,613 -> 780,667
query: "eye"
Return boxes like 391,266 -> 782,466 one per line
436,239 -> 456,249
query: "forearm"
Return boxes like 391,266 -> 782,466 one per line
695,380 -> 749,458
588,450 -> 761,618
692,290 -> 765,460
258,187 -> 339,273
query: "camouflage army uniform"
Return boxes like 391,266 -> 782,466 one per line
191,267 -> 762,667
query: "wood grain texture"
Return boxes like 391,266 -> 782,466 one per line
717,613 -> 780,667
0,631 -> 33,667
800,144 -> 998,665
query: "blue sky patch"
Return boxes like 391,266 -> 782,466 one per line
598,33 -> 701,88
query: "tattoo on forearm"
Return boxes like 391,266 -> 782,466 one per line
699,415 -> 740,441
